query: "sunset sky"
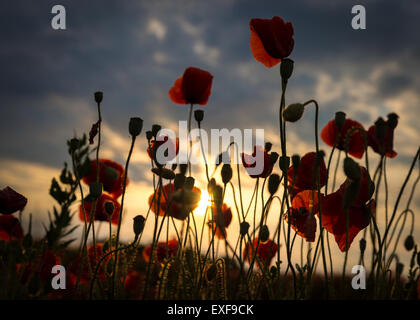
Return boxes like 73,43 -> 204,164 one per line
1,0 -> 419,272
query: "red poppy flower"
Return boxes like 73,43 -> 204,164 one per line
242,145 -> 274,179
321,118 -> 366,159
320,167 -> 375,252
249,16 -> 294,68
148,183 -> 201,221
287,152 -> 327,198
147,135 -> 180,164
79,193 -> 121,225
243,237 -> 278,267
0,215 -> 24,242
70,243 -> 109,282
82,159 -> 127,199
169,67 -> 213,105
285,190 -> 319,242
143,239 -> 179,263
208,203 -> 233,239
367,113 -> 398,158
124,270 -> 145,296
0,186 -> 27,215
21,250 -> 60,284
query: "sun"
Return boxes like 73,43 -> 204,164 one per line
194,190 -> 211,216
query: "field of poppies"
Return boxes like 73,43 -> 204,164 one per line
0,16 -> 419,300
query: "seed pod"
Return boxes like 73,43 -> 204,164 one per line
259,225 -> 269,243
133,215 -> 146,237
179,164 -> 188,176
269,152 -> 279,166
146,130 -> 153,141
151,124 -> 162,137
194,110 -> 204,123
104,201 -> 114,216
174,173 -> 185,189
374,117 -> 386,142
221,164 -> 233,184
265,142 -> 272,152
279,155 -> 290,173
404,235 -> 414,251
343,157 -> 361,181
184,176 -> 195,190
129,117 -> 143,137
291,154 -> 300,171
387,113 -> 399,129
94,91 -> 103,104
240,221 -> 250,237
268,174 -> 280,195
335,111 -> 346,130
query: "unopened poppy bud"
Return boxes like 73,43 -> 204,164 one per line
359,238 -> 366,254
94,91 -> 103,104
374,117 -> 386,142
343,157 -> 361,181
179,164 -> 188,175
268,174 -> 280,195
184,177 -> 195,190
279,155 -> 290,173
265,142 -> 272,152
129,117 -> 143,137
69,138 -> 79,153
259,225 -> 269,243
221,164 -> 233,184
292,154 -> 300,171
89,182 -> 103,199
280,58 -> 294,80
387,113 -> 399,129
104,201 -> 114,216
194,110 -> 204,123
282,103 -> 304,122
133,215 -> 146,237
270,152 -> 279,166
207,178 -> 216,194
240,221 -> 250,237
404,235 -> 414,251
151,167 -> 175,180
151,124 -> 162,137
174,173 -> 185,189
146,130 -> 153,141
335,111 -> 346,130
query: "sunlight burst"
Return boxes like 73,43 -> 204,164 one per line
194,190 -> 211,216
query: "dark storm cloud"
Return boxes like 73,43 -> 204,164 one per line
0,0 -> 419,173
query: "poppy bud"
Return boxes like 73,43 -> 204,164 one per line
179,164 -> 188,175
151,124 -> 162,137
221,164 -> 233,184
359,238 -> 366,254
335,111 -> 346,130
133,215 -> 146,237
207,178 -> 216,194
343,157 -> 361,181
387,113 -> 399,129
104,201 -> 114,216
94,91 -> 103,104
279,155 -> 290,173
282,103 -> 304,122
374,117 -> 386,143
174,173 -> 185,189
268,174 -> 280,195
69,138 -> 79,153
404,235 -> 414,251
291,154 -> 300,171
151,167 -> 175,180
194,110 -> 204,123
280,58 -> 294,81
89,182 -> 103,199
259,225 -> 269,243
129,117 -> 143,137
184,177 -> 195,190
265,142 -> 272,152
240,221 -> 250,237
171,163 -> 177,171
146,130 -> 153,141
270,152 -> 279,166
